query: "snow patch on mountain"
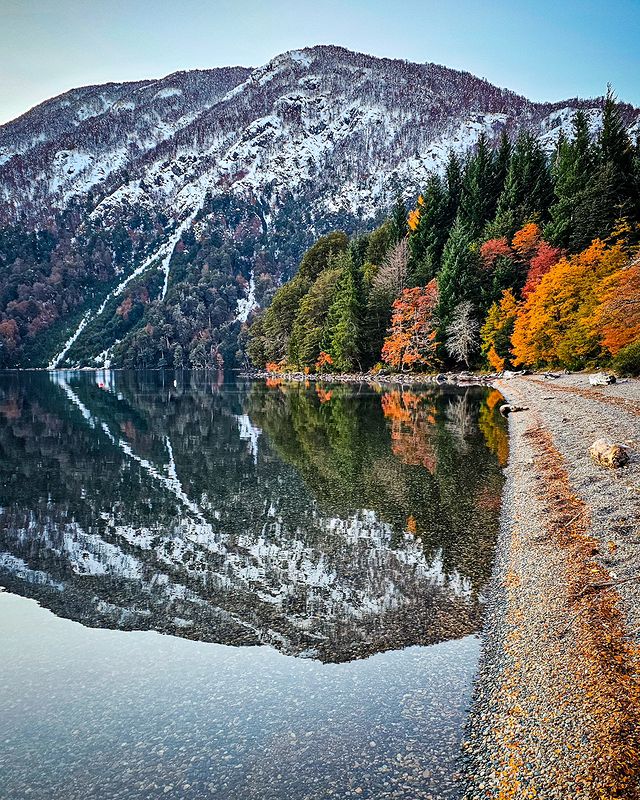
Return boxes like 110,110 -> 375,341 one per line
235,270 -> 258,323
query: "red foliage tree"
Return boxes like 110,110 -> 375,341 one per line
522,242 -> 564,298
480,237 -> 512,270
381,280 -> 439,371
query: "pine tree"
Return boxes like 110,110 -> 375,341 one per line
492,131 -> 553,237
545,111 -> 594,248
492,130 -> 511,205
568,90 -> 639,249
391,193 -> 408,243
443,150 -> 463,230
408,174 -> 445,284
323,252 -> 361,371
437,216 -> 480,333
460,133 -> 496,236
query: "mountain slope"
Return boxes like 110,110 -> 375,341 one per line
0,45 -> 638,369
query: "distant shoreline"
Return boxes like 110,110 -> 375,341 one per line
239,368 -> 502,387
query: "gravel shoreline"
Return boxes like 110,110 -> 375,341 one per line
463,375 -> 640,800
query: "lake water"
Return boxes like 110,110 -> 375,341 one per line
0,371 -> 507,799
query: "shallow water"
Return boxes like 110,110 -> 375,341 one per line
0,371 -> 507,799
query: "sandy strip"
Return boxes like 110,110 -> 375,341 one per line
463,375 -> 640,800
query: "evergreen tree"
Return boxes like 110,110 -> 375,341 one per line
408,174 -> 445,284
492,130 -> 512,205
460,133 -> 496,236
391,193 -> 408,243
437,216 -> 481,334
545,111 -> 594,248
323,252 -> 361,371
492,131 -> 553,237
566,89 -> 639,250
443,150 -> 463,229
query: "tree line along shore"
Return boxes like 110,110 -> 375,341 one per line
246,90 -> 640,381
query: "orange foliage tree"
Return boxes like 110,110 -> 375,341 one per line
593,258 -> 640,354
511,240 -> 628,369
315,350 -> 334,372
512,222 -> 542,259
381,280 -> 439,371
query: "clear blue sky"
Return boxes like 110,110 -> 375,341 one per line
1,0 -> 639,124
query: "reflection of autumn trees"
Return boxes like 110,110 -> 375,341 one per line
251,381 -> 506,591
478,389 -> 509,467
381,391 -> 438,473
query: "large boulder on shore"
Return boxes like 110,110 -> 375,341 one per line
589,438 -> 629,468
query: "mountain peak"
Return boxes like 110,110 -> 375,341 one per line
1,48 -> 639,369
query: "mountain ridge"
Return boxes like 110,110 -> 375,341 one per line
0,44 -> 638,369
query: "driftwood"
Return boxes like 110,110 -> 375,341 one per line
502,369 -> 529,379
499,404 -> 529,417
589,438 -> 629,468
589,373 -> 616,386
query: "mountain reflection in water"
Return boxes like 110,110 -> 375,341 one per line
0,371 -> 507,663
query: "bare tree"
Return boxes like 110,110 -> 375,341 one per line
371,238 -> 408,303
445,301 -> 480,367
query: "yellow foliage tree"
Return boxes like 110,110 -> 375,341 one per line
480,289 -> 519,371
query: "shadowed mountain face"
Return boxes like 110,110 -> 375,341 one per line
0,372 -> 506,663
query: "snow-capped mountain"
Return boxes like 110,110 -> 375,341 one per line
0,45 -> 638,369
4,45 -> 638,226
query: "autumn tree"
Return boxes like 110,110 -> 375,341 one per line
522,241 -> 563,297
480,237 -> 512,270
364,238 -> 409,365
593,258 -> 640,355
370,238 -> 408,303
381,281 -> 440,371
481,289 -> 519,371
512,239 -> 628,369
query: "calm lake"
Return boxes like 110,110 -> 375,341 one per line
0,371 -> 507,800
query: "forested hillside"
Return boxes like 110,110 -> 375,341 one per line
1,46 -> 638,370
248,90 -> 640,375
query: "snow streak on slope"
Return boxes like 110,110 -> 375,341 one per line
47,312 -> 92,369
235,270 -> 258,323
48,186 -> 208,367
50,373 -> 209,522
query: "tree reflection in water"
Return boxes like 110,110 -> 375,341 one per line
0,371 -> 506,663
